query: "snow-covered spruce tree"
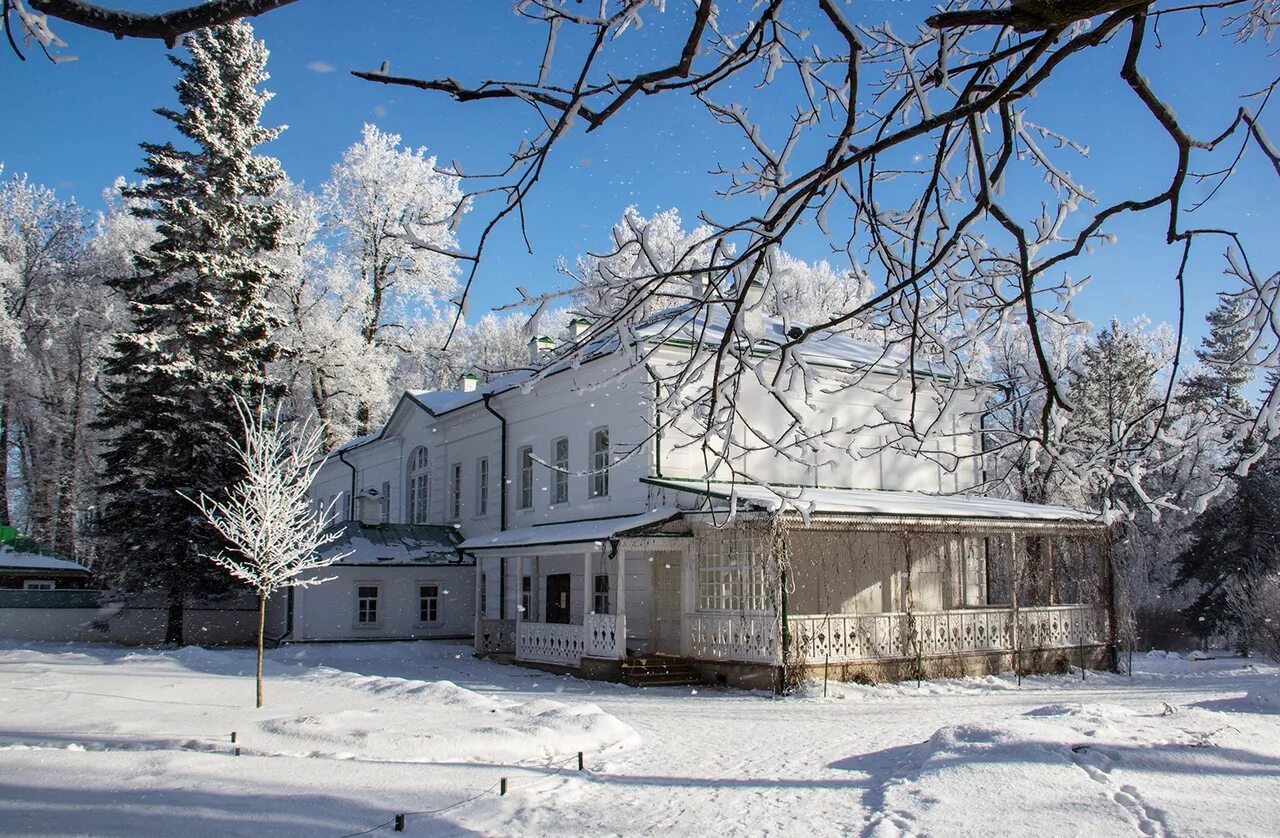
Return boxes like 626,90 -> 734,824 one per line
1063,318 -> 1173,518
1174,441 -> 1280,651
184,395 -> 346,708
95,21 -> 287,645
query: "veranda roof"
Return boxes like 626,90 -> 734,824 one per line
457,507 -> 681,553
643,477 -> 1101,524
0,548 -> 91,574
321,523 -> 466,566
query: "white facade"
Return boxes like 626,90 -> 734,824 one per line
306,308 -> 1106,681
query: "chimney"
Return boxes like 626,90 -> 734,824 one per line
569,317 -> 591,341
741,279 -> 767,341
529,335 -> 556,364
459,372 -> 479,392
690,272 -> 709,299
357,493 -> 382,526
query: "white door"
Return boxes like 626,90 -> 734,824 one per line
652,553 -> 683,655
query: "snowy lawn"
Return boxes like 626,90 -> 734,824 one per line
0,642 -> 1276,837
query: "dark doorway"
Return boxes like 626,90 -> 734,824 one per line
546,573 -> 572,624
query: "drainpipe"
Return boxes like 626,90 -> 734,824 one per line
653,375 -> 663,478
337,448 -> 357,521
483,394 -> 509,619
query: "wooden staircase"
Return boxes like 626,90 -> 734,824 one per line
621,656 -> 703,688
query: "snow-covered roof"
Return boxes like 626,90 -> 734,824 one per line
407,368 -> 533,417
0,548 -> 91,574
629,305 -> 951,377
458,508 -> 681,552
321,523 -> 466,566
392,303 -> 943,427
645,478 -> 1101,523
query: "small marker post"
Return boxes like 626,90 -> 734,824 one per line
500,777 -> 508,796
577,751 -> 584,772
231,731 -> 240,757
394,814 -> 406,832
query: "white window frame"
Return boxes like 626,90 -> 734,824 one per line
589,426 -> 610,498
517,445 -> 534,509
23,580 -> 54,591
380,480 -> 391,524
552,436 -> 569,505
592,574 -> 610,615
697,532 -> 768,613
449,462 -> 462,520
355,583 -> 381,627
407,446 -> 431,524
476,457 -> 489,517
418,582 -> 441,624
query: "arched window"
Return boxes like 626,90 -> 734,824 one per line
407,446 -> 431,524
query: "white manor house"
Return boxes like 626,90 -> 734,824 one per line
286,296 -> 1114,688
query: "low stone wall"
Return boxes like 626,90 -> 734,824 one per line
0,591 -> 258,646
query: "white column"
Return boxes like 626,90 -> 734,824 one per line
473,555 -> 483,650
614,545 -> 626,618
515,555 -> 524,626
582,550 -> 592,623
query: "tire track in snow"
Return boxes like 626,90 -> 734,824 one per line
1069,744 -> 1170,837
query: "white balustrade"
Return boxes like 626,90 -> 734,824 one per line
687,613 -> 780,663
517,621 -> 586,666
584,613 -> 626,659
788,604 -> 1108,664
476,618 -> 516,654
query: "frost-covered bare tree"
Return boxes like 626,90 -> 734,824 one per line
322,124 -> 465,434
14,1 -> 1280,513
0,168 -> 91,549
183,394 -> 346,708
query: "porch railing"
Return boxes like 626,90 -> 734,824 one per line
687,612 -> 780,663
584,613 -> 626,659
476,618 -> 516,654
517,621 -> 585,666
788,604 -> 1109,665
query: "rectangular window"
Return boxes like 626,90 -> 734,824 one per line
380,481 -> 391,524
552,436 -> 569,504
23,580 -> 54,591
590,427 -> 610,498
476,457 -> 489,517
479,574 -> 488,617
357,584 -> 380,625
450,462 -> 462,520
593,574 -> 610,615
419,583 -> 440,623
521,575 -> 532,619
697,531 -> 768,612
518,445 -> 534,509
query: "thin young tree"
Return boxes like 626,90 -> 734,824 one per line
184,394 -> 347,708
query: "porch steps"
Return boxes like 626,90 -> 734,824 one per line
621,657 -> 703,688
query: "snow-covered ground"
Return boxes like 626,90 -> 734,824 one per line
0,642 -> 1276,837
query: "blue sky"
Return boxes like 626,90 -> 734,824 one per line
3,0 -> 1276,352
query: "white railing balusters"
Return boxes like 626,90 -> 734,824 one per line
787,604 -> 1107,664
